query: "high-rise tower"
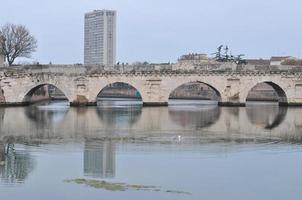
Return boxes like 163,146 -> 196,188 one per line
84,10 -> 116,66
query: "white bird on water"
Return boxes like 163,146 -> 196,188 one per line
178,135 -> 181,142
173,135 -> 182,142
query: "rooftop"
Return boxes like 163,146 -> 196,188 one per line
246,59 -> 270,65
270,56 -> 291,61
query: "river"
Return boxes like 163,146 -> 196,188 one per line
0,99 -> 302,200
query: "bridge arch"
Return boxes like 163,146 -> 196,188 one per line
245,81 -> 288,105
95,82 -> 143,102
167,81 -> 222,104
22,83 -> 71,104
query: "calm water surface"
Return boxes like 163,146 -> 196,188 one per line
0,99 -> 302,199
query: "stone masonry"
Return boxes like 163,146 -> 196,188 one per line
1,63 -> 302,106
0,36 -> 4,68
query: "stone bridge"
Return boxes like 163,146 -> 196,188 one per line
1,64 -> 302,106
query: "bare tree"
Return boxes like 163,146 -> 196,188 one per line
0,24 -> 37,66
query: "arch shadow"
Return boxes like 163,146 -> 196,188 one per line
23,84 -> 70,105
168,81 -> 222,104
96,82 -> 143,102
246,82 -> 288,106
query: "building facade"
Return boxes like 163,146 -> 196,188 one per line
84,10 -> 116,66
270,56 -> 291,66
174,53 -> 219,70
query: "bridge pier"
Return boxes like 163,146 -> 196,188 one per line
70,101 -> 97,107
0,102 -> 29,107
143,102 -> 168,107
218,102 -> 246,107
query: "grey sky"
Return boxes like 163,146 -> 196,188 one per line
1,0 -> 301,64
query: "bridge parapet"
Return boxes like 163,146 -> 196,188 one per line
0,64 -> 302,77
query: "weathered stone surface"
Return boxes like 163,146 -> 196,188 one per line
0,64 -> 302,106
0,36 -> 5,68
0,87 -> 5,104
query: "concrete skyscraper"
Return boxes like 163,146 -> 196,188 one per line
84,10 -> 116,66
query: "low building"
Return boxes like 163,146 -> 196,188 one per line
246,59 -> 270,66
178,53 -> 208,61
174,53 -> 218,70
245,57 -> 302,70
177,53 -> 209,64
270,56 -> 291,66
279,57 -> 302,66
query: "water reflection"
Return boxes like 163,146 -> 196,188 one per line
168,104 -> 221,129
0,144 -> 5,164
84,140 -> 116,178
2,97 -> 302,200
0,108 -> 4,134
246,102 -> 288,129
0,143 -> 34,184
96,99 -> 142,128
0,100 -> 300,145
224,107 -> 240,132
24,101 -> 69,125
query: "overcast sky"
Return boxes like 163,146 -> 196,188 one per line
0,0 -> 301,64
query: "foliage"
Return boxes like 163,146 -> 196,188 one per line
0,24 -> 37,66
213,45 -> 246,65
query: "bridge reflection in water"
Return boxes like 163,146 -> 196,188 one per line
168,102 -> 221,129
25,101 -> 69,125
0,100 -> 300,141
96,98 -> 142,129
246,102 -> 288,130
0,99 -> 302,187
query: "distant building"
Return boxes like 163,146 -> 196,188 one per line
246,59 -> 270,66
0,36 -> 5,67
84,10 -> 116,66
175,53 -> 217,70
178,53 -> 208,61
178,53 -> 209,64
270,56 -> 291,66
246,57 -> 301,66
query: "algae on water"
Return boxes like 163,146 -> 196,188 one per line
64,179 -> 191,195
65,179 -> 126,191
